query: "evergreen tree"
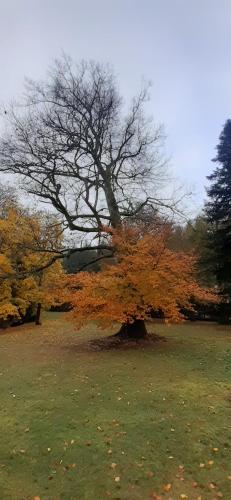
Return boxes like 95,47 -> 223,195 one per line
206,120 -> 231,319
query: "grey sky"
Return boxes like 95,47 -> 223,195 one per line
1,0 -> 231,210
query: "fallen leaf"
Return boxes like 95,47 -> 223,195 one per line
209,483 -> 216,489
208,460 -> 214,465
163,483 -> 172,492
110,463 -> 117,469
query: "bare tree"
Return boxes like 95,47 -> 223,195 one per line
0,57 -> 167,248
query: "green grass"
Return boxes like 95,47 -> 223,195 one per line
0,314 -> 231,499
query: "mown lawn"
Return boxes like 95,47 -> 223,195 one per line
0,314 -> 231,500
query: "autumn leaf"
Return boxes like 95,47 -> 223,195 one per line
146,471 -> 154,478
209,483 -> 216,489
163,483 -> 172,492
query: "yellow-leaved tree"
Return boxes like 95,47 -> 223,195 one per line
0,195 -> 63,327
63,226 -> 217,339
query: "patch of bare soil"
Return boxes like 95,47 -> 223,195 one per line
77,332 -> 166,352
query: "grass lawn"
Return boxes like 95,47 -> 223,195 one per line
0,314 -> 231,500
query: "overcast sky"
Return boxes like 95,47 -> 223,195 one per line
1,0 -> 231,211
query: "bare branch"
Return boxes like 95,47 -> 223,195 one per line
0,57 -> 168,235
0,244 -> 113,280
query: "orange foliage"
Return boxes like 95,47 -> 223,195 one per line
0,207 -> 63,324
63,226 -> 217,329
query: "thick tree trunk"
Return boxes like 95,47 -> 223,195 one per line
35,303 -> 42,325
103,180 -> 122,228
115,319 -> 147,340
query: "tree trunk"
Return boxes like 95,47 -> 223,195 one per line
115,319 -> 147,340
35,303 -> 42,325
103,180 -> 122,228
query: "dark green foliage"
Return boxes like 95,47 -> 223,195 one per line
180,298 -> 219,322
168,217 -> 216,287
64,248 -> 111,273
205,120 -> 231,321
64,249 -> 100,273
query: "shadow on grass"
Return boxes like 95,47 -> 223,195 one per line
64,332 -> 166,352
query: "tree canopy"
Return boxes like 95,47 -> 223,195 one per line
0,189 -> 63,326
206,120 -> 231,303
0,57 -> 179,247
62,226 -> 217,337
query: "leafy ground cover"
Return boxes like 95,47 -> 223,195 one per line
0,313 -> 230,499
